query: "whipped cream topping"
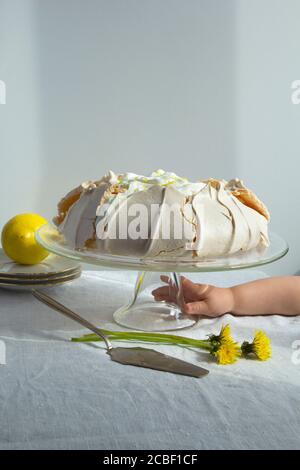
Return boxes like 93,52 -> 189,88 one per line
114,170 -> 206,197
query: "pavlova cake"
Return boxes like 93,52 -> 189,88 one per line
53,170 -> 270,259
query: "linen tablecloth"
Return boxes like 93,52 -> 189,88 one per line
0,269 -> 299,450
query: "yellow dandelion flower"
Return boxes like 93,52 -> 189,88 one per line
219,324 -> 233,344
209,324 -> 234,346
213,341 -> 240,365
252,331 -> 271,360
241,330 -> 271,361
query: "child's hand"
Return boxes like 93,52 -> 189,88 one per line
152,275 -> 234,317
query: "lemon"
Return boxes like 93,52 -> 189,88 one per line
1,214 -> 49,265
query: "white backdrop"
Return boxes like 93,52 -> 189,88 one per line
0,0 -> 299,275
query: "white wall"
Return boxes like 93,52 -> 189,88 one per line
1,0 -> 299,275
0,0 -> 237,222
0,0 -> 43,220
235,0 -> 300,276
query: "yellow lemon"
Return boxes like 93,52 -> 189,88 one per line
1,214 -> 49,265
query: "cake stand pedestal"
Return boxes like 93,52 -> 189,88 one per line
113,271 -> 195,331
36,225 -> 289,332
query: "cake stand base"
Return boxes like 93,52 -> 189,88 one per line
113,271 -> 197,332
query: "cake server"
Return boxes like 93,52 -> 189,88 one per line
32,289 -> 209,378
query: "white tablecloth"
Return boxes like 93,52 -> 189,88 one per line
0,269 -> 299,450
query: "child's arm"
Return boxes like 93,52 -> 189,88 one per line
152,275 -> 300,317
231,276 -> 300,316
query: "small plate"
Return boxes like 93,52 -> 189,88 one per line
0,269 -> 81,284
0,270 -> 81,291
0,249 -> 81,279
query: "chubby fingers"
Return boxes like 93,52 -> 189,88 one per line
152,293 -> 212,316
183,301 -> 210,315
152,275 -> 179,301
181,277 -> 209,301
152,281 -> 214,316
160,275 -> 170,284
152,285 -> 173,300
159,275 -> 209,301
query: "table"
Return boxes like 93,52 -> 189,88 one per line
0,269 -> 299,450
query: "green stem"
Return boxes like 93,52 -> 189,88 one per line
71,329 -> 211,351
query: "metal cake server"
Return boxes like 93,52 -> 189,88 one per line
32,290 -> 209,378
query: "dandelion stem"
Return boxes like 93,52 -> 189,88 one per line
71,329 -> 211,350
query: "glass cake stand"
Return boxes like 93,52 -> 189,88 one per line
36,224 -> 288,332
